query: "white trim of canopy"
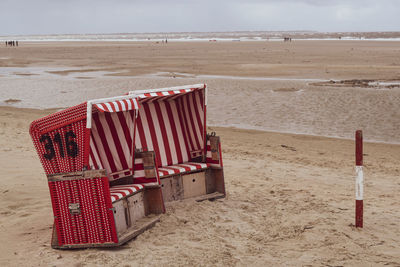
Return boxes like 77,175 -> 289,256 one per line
86,95 -> 140,129
94,98 -> 139,113
129,84 -> 206,101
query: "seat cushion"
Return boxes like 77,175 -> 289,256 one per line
110,184 -> 144,203
158,162 -> 209,178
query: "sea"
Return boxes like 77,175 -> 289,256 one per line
1,31 -> 400,42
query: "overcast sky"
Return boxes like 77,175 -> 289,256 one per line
0,0 -> 399,35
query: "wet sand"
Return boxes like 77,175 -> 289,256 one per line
1,41 -> 400,266
2,40 -> 400,80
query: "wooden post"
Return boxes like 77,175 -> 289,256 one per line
355,130 -> 363,228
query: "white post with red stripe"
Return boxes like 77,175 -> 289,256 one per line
355,130 -> 363,228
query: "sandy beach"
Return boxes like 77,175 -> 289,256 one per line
1,41 -> 400,266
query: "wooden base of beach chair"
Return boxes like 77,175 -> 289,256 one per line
160,168 -> 225,203
51,215 -> 161,249
182,171 -> 207,198
113,191 -> 146,238
194,192 -> 225,202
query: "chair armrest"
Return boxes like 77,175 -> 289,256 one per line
47,169 -> 107,182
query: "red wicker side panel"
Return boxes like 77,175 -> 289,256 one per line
48,177 -> 118,246
30,102 -> 88,175
31,119 -> 86,175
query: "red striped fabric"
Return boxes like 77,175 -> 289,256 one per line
90,97 -> 138,179
134,89 -> 205,168
94,98 -> 139,113
158,162 -> 209,177
89,110 -> 135,180
109,184 -> 144,202
136,88 -> 195,101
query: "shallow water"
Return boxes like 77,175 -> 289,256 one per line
148,72 -> 328,82
0,67 -> 124,79
1,69 -> 399,144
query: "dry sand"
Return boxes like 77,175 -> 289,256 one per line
1,41 -> 400,266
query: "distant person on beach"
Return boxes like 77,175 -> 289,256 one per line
5,41 -> 7,47
16,41 -> 18,46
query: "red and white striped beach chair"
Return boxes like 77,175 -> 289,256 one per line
30,84 -> 225,249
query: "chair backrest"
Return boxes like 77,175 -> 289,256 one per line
90,110 -> 135,180
134,89 -> 205,167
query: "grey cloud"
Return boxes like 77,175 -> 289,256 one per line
0,0 -> 399,35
